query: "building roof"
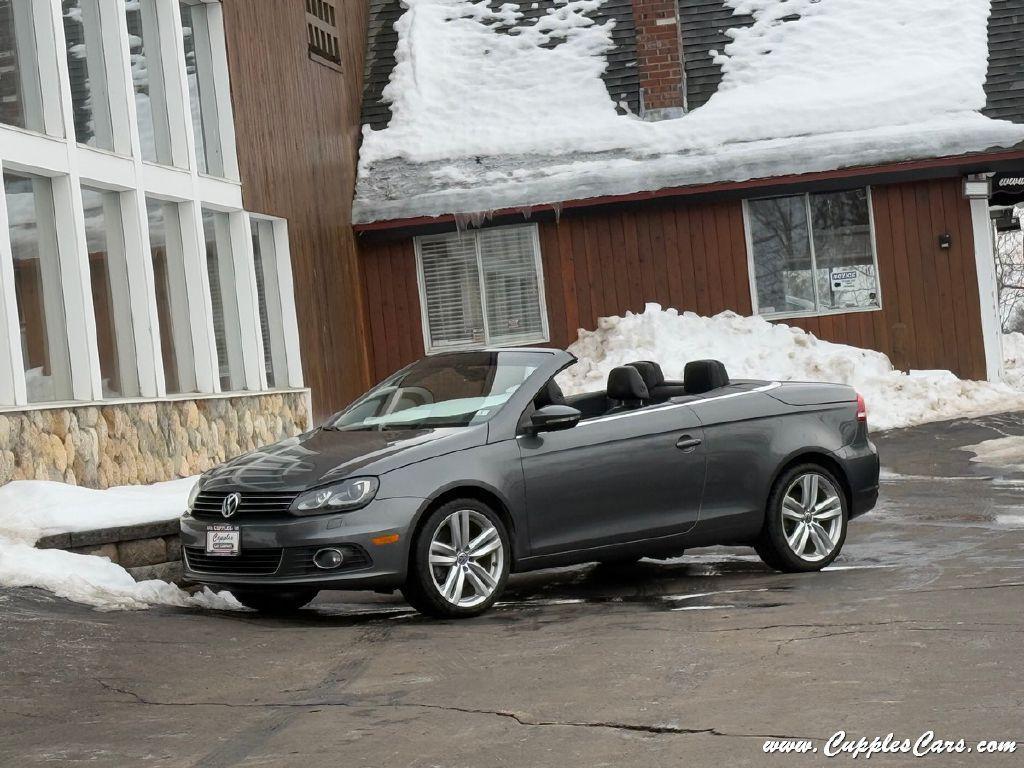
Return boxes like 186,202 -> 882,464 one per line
355,0 -> 1024,225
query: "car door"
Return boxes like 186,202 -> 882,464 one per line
517,403 -> 707,556
686,389 -> 783,540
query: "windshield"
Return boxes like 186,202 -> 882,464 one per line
326,351 -> 542,431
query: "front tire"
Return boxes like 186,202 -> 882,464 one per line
402,499 -> 510,618
232,588 -> 319,614
755,464 -> 847,572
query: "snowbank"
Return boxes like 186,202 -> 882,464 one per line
557,305 -> 1024,430
355,0 -> 1024,220
0,476 -> 241,612
0,538 -> 241,611
0,476 -> 198,545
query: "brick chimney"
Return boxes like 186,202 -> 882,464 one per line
632,0 -> 686,120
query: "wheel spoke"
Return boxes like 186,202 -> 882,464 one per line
429,551 -> 457,566
447,514 -> 463,550
468,562 -> 497,591
444,568 -> 465,603
787,522 -> 808,554
468,527 -> 499,557
459,510 -> 471,549
782,496 -> 804,521
808,522 -> 834,555
800,474 -> 819,510
464,565 -> 489,597
813,497 -> 842,521
440,565 -> 459,598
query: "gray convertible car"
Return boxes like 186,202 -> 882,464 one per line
181,349 -> 879,618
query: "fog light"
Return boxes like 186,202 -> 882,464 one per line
313,548 -> 345,570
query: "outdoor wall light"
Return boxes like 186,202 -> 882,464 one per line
938,233 -> 952,249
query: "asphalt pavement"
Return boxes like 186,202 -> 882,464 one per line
1,413 -> 1023,767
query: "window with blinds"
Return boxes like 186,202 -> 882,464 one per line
414,225 -> 548,353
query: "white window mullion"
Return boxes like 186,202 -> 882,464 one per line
121,189 -> 164,397
179,200 -> 219,392
107,0 -> 142,159
472,232 -> 492,345
0,162 -> 28,406
266,218 -> 303,387
225,210 -> 260,389
804,193 -> 821,313
28,0 -> 65,135
203,0 -> 238,181
51,173 -> 103,401
166,0 -> 199,171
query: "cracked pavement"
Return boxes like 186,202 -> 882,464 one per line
2,413 -> 1024,766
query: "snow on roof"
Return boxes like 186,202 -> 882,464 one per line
354,0 -> 1024,224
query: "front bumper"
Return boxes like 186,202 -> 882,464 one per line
179,496 -> 424,590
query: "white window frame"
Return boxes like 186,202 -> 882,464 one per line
743,186 -> 884,321
0,0 -> 300,411
413,223 -> 550,354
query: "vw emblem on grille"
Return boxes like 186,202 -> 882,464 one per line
221,492 -> 241,519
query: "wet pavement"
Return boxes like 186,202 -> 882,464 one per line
2,413 -> 1024,766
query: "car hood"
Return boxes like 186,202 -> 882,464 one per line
200,425 -> 487,492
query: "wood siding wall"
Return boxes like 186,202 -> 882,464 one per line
359,177 -> 986,383
223,0 -> 370,421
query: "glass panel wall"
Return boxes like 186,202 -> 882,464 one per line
251,218 -> 277,388
4,171 -> 73,403
62,0 -> 114,149
81,185 -> 138,397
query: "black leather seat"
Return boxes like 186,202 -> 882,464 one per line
534,378 -> 567,409
605,366 -> 649,414
683,359 -> 730,394
627,360 -> 686,399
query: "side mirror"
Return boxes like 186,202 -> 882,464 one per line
529,404 -> 582,433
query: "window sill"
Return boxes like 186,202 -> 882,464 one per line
0,387 -> 310,415
308,51 -> 343,72
757,306 -> 883,322
425,335 -> 551,356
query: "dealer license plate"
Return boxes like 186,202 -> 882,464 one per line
206,524 -> 240,556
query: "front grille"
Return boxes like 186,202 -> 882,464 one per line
278,545 -> 372,577
191,490 -> 300,521
183,547 -> 283,576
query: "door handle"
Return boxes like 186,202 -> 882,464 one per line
676,436 -> 702,452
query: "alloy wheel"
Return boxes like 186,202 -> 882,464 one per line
781,472 -> 843,563
428,509 -> 504,608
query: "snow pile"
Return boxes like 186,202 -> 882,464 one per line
0,539 -> 241,612
557,304 -> 1024,430
1003,331 -> 1024,389
0,476 -> 198,545
0,476 -> 241,612
355,0 -> 1024,221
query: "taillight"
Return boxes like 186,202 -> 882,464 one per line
856,392 -> 867,423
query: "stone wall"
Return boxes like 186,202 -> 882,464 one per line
0,391 -> 310,489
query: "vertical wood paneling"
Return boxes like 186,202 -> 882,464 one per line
223,0 -> 370,421
358,177 -> 986,382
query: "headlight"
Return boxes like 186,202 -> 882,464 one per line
292,477 -> 379,515
185,479 -> 202,513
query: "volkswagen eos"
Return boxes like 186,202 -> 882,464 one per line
181,349 -> 879,617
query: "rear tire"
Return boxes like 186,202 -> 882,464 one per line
402,499 -> 510,619
232,588 -> 319,614
755,464 -> 848,573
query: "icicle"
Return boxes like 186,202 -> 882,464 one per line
551,201 -> 563,224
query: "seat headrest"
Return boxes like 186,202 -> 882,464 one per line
684,360 -> 730,395
607,366 -> 650,402
627,361 -> 665,390
535,378 -> 566,409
